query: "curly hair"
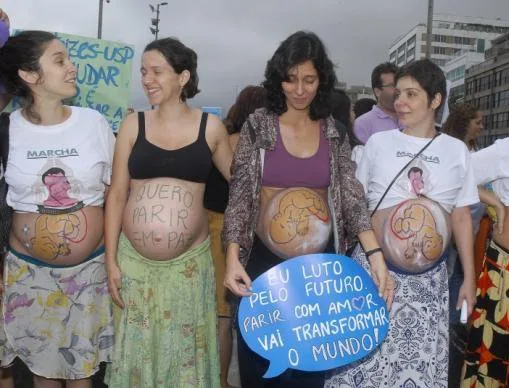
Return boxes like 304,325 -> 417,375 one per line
225,85 -> 266,134
262,31 -> 336,120
144,37 -> 200,101
442,103 -> 479,145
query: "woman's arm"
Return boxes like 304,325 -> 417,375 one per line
223,120 -> 258,296
208,114 -> 233,182
478,186 -> 505,235
357,230 -> 394,308
334,122 -> 393,307
224,242 -> 252,297
451,206 -> 477,317
104,113 -> 137,308
336,125 -> 372,238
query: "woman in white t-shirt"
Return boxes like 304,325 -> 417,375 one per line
0,31 -> 115,387
462,137 -> 509,387
325,59 -> 478,387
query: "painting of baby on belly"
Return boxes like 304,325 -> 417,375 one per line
261,187 -> 332,258
391,200 -> 444,262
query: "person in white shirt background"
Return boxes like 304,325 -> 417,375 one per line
462,137 -> 509,387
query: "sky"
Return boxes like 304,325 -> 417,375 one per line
2,0 -> 508,112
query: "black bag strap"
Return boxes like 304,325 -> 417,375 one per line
370,131 -> 440,217
0,112 -> 10,170
0,112 -> 11,256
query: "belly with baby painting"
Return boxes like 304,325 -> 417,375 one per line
256,186 -> 332,259
10,206 -> 105,266
122,178 -> 208,260
372,196 -> 452,273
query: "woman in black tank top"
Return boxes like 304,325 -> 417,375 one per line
104,37 -> 233,388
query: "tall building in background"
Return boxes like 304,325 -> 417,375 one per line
388,14 -> 509,67
443,51 -> 485,103
464,32 -> 509,147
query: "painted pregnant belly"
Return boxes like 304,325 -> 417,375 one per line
123,181 -> 202,260
260,187 -> 332,259
380,197 -> 451,273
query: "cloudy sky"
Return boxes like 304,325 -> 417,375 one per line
2,0 -> 508,112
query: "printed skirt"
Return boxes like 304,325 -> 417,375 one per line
325,244 -> 449,388
461,240 -> 509,388
105,233 -> 220,388
0,248 -> 114,379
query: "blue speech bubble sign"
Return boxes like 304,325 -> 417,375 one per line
238,253 -> 389,378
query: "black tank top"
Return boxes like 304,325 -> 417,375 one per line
204,165 -> 229,213
128,111 -> 212,182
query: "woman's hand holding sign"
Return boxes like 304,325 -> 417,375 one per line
225,243 -> 252,297
358,230 -> 394,309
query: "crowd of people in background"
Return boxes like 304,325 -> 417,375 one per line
0,6 -> 508,388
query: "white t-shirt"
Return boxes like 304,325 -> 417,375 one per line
5,107 -> 115,212
472,137 -> 509,206
356,129 -> 479,213
351,145 -> 364,166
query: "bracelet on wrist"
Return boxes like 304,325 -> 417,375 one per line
365,247 -> 383,258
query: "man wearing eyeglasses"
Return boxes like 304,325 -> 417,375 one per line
353,62 -> 403,144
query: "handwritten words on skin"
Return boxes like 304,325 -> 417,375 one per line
130,183 -> 194,250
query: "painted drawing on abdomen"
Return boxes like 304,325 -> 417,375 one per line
391,201 -> 443,262
28,164 -> 87,260
30,213 -> 86,260
269,188 -> 329,244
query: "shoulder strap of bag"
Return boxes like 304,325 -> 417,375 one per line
0,112 -> 10,170
370,132 -> 440,217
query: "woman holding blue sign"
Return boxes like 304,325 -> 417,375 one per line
0,30 -> 115,387
325,59 -> 478,387
223,31 -> 393,388
105,37 -> 233,388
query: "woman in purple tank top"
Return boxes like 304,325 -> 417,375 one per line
222,31 -> 394,388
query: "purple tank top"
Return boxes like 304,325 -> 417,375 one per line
262,121 -> 330,188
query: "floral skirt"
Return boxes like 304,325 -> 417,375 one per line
0,248 -> 113,379
461,240 -> 509,388
105,234 -> 220,388
325,245 -> 449,388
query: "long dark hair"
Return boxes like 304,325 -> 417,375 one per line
0,30 -> 56,122
263,31 -> 336,120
